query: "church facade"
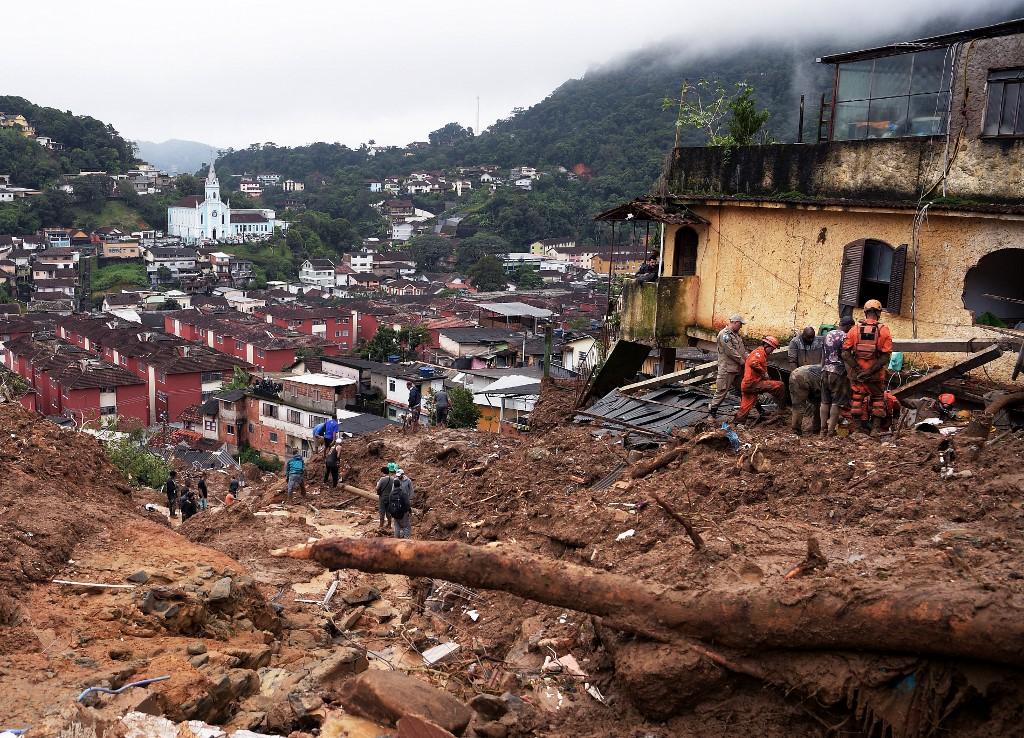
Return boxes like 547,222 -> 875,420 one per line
166,162 -> 283,244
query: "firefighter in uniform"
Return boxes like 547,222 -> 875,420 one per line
841,299 -> 893,433
734,336 -> 786,424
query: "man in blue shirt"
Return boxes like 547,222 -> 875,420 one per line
313,417 -> 340,454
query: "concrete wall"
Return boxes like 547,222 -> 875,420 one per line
654,206 -> 1024,377
668,33 -> 1024,205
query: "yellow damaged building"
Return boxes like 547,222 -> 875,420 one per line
604,19 -> 1024,378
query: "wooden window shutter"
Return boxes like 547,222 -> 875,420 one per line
886,244 -> 909,315
838,239 -> 866,308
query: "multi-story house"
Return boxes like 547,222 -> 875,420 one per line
299,258 -> 336,287
604,18 -> 1024,378
145,247 -> 198,284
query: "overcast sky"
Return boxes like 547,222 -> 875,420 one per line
2,0 -> 1021,149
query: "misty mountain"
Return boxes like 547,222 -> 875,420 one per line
135,138 -> 219,174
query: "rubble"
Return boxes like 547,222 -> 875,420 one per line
3,384 -> 1024,738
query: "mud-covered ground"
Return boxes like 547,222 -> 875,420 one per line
2,387 -> 1023,737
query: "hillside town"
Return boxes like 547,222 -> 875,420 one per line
2,11 -> 1024,738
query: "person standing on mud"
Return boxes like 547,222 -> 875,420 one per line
709,315 -> 748,417
376,463 -> 398,529
323,443 -> 341,488
390,468 -> 413,539
285,451 -> 306,501
819,315 -> 855,436
406,381 -> 422,433
197,473 -> 209,511
434,387 -> 449,428
842,300 -> 893,434
163,471 -> 178,517
788,326 -> 824,367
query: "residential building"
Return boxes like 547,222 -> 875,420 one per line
391,222 -> 416,241
56,314 -> 249,422
3,337 -> 148,424
590,251 -> 645,278
344,251 -> 374,273
282,179 -> 305,192
605,18 -> 1024,379
381,279 -> 426,296
164,310 -> 337,371
145,247 -> 198,284
239,179 -> 263,199
381,363 -> 447,424
299,258 -> 336,287
530,237 -> 576,255
245,373 -> 358,459
383,199 -> 415,218
257,304 -> 365,352
477,302 -> 553,332
102,292 -> 144,312
101,241 -> 142,259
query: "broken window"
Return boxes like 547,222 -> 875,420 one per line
983,68 -> 1024,137
833,48 -> 951,141
838,239 -> 907,315
672,227 -> 698,276
962,248 -> 1024,327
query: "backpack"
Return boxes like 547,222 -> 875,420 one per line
387,480 -> 409,519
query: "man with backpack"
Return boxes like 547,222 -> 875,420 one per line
285,451 -> 306,501
390,468 -> 413,538
375,462 -> 398,529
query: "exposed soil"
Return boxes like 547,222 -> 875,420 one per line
3,393 -> 1024,737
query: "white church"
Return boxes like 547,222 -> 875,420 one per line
166,162 -> 285,244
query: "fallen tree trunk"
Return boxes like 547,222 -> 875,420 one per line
275,538 -> 1024,666
630,445 -> 685,479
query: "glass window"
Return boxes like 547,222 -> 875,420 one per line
833,101 -> 870,141
870,54 -> 912,98
837,60 -> 873,102
833,48 -> 951,140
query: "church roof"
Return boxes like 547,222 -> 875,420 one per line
232,212 -> 269,223
172,195 -> 202,208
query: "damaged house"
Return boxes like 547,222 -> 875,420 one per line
604,19 -> 1024,378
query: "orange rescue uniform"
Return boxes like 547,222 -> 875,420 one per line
735,345 -> 786,421
842,318 -> 893,421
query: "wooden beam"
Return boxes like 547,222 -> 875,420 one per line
893,345 -> 1004,397
619,360 -> 717,395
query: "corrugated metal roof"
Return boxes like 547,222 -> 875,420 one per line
575,386 -> 735,436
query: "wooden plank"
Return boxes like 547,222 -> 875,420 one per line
619,360 -> 718,395
893,345 -> 1004,398
52,579 -> 135,589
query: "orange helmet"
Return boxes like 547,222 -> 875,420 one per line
762,335 -> 780,349
938,393 -> 955,406
863,299 -> 883,312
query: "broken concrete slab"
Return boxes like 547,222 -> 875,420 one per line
397,713 -> 457,738
421,641 -> 460,666
336,671 -> 472,734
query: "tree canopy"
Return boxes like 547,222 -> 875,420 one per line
468,255 -> 507,292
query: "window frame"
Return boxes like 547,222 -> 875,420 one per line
982,67 -> 1024,138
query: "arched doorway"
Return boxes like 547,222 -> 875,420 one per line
212,228 -> 217,240
963,248 -> 1024,326
673,227 -> 698,276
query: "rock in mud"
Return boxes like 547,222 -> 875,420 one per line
309,647 -> 369,687
398,714 -> 458,738
187,641 -> 208,655
469,693 -> 507,721
342,585 -> 380,606
337,671 -> 473,735
126,570 -> 150,584
208,576 -> 233,603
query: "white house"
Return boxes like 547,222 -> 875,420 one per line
345,251 -> 374,273
382,364 -> 448,424
299,258 -> 336,288
391,222 -> 415,241
282,179 -> 304,192
560,335 -> 598,373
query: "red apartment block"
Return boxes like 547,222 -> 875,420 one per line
4,336 -> 148,424
56,315 -> 249,423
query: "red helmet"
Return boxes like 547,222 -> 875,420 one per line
938,393 -> 955,406
762,335 -> 780,349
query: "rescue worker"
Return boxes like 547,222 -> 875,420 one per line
819,315 -> 855,437
709,314 -> 748,417
841,299 -> 894,433
787,326 -> 824,367
788,363 -> 823,435
734,336 -> 786,425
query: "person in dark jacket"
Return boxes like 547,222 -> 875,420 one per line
406,381 -> 422,433
180,486 -> 198,521
164,471 -> 178,517
197,473 -> 209,511
324,444 -> 341,488
375,463 -> 398,529
391,468 -> 414,538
